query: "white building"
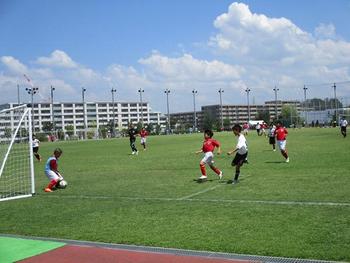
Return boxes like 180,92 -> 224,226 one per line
0,102 -> 166,134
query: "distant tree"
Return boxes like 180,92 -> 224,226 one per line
98,126 -> 108,138
280,105 -> 300,127
155,124 -> 161,135
65,125 -> 74,136
146,123 -> 154,134
4,127 -> 12,139
42,122 -> 53,132
202,112 -> 214,130
255,110 -> 270,122
136,122 -> 143,132
223,118 -> 231,131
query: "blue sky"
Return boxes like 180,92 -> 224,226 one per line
1,0 -> 350,112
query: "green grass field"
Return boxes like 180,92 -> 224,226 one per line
1,128 -> 349,261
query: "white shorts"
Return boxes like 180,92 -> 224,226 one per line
277,140 -> 287,151
201,152 -> 214,165
140,137 -> 147,144
45,170 -> 62,181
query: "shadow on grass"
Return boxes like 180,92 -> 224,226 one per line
265,161 -> 286,164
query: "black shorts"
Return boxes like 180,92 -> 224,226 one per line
341,126 -> 346,132
256,129 -> 261,134
269,137 -> 276,144
231,152 -> 248,166
33,147 -> 39,153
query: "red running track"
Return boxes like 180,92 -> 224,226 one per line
19,245 -> 258,263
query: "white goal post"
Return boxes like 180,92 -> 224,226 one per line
0,105 -> 35,201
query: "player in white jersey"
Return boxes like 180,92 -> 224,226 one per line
32,135 -> 42,162
227,124 -> 248,185
268,123 -> 276,151
340,116 -> 348,138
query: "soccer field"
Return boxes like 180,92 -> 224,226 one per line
1,128 -> 349,261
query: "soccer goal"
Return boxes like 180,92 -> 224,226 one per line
0,105 -> 35,201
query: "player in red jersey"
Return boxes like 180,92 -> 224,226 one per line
195,129 -> 223,181
274,121 -> 289,163
140,127 -> 149,150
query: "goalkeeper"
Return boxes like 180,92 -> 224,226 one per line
44,148 -> 64,192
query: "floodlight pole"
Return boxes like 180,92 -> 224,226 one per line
303,85 -> 308,125
218,89 -> 224,130
333,83 -> 337,123
164,89 -> 171,134
25,86 -> 39,133
111,88 -> 116,136
82,87 -> 87,139
50,86 -> 55,132
273,86 -> 279,120
192,89 -> 198,132
245,88 -> 251,122
17,84 -> 20,105
138,89 -> 145,126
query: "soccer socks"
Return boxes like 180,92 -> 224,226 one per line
46,179 -> 58,190
282,151 -> 288,159
234,171 -> 240,181
200,163 -> 206,176
34,153 -> 41,161
210,165 -> 221,175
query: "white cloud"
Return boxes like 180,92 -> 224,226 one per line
209,2 -> 350,67
1,56 -> 28,74
314,23 -> 336,39
1,2 -> 350,112
207,2 -> 350,100
36,50 -> 77,68
138,52 -> 243,82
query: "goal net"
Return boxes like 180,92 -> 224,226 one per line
0,105 -> 35,201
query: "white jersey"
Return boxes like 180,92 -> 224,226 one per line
340,119 -> 348,127
32,138 -> 40,148
236,134 -> 248,155
268,125 -> 276,137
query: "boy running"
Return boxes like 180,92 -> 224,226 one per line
44,148 -> 64,192
140,127 -> 149,150
128,124 -> 138,155
243,122 -> 249,136
340,116 -> 348,138
227,124 -> 248,185
268,123 -> 276,151
195,129 -> 223,181
32,135 -> 42,162
274,121 -> 289,162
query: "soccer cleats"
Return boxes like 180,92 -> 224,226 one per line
218,171 -> 223,180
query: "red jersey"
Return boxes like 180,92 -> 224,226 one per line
202,138 -> 220,153
140,130 -> 148,138
274,126 -> 288,141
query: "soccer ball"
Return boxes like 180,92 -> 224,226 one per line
58,180 -> 68,189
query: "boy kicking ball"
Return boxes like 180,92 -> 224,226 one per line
44,148 -> 67,192
195,129 -> 223,181
227,124 -> 248,185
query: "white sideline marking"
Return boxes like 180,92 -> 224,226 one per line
178,184 -> 223,200
43,194 -> 350,207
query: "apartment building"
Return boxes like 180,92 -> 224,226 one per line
170,100 -> 301,130
1,102 -> 166,134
